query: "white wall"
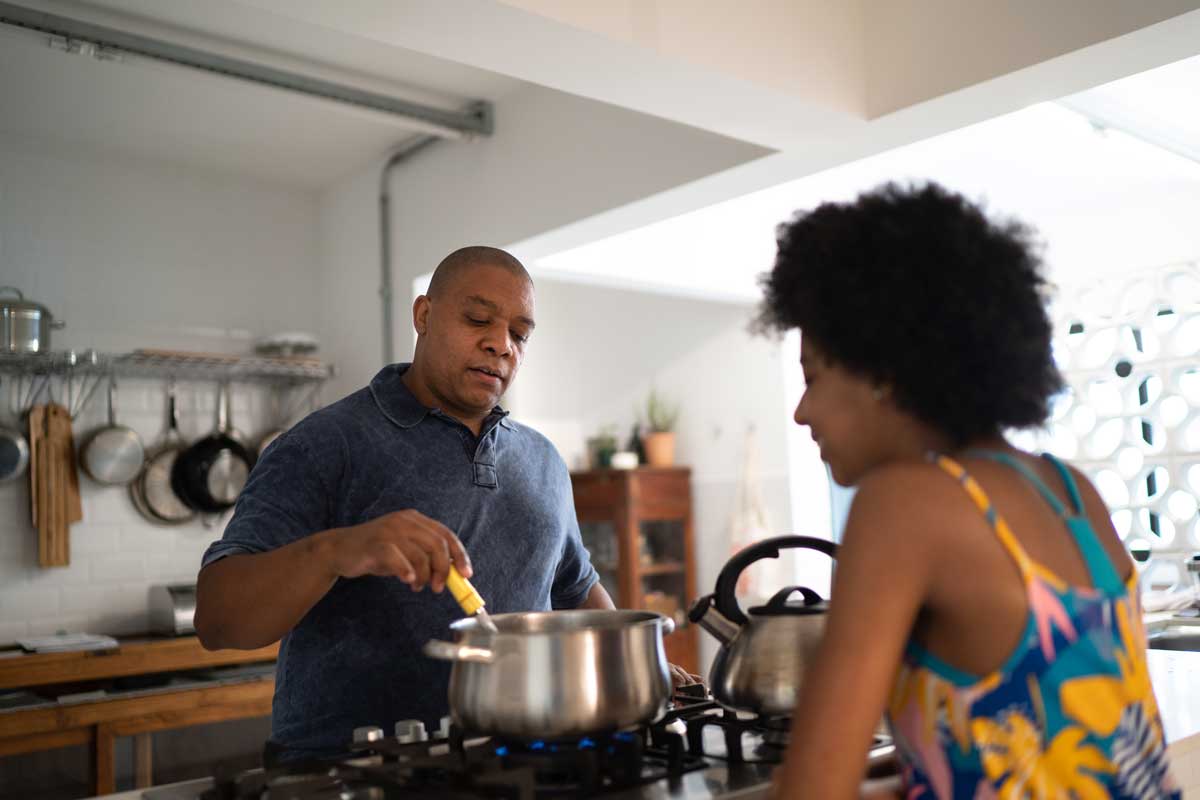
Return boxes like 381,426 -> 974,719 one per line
315,83 -> 770,399
0,134 -> 321,642
509,275 -> 813,670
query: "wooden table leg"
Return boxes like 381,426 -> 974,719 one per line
134,732 -> 153,788
94,723 -> 116,796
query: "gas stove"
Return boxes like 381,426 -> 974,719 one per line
142,687 -> 894,800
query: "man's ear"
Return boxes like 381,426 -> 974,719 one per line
412,295 -> 431,335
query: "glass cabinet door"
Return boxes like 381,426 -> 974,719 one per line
638,520 -> 688,628
580,520 -> 620,602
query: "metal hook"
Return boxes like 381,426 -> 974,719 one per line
71,350 -> 105,420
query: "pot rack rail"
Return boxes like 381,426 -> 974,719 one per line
0,350 -> 334,418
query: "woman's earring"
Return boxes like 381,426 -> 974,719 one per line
872,386 -> 889,402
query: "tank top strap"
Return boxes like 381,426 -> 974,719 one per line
963,450 -> 1125,595
1040,453 -> 1126,595
962,450 -> 1069,517
928,454 -> 1038,582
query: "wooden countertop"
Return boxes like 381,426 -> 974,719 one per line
0,635 -> 278,691
0,635 -> 278,797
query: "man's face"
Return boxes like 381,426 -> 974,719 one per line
413,264 -> 535,419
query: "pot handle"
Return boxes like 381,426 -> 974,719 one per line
660,615 -> 676,637
0,286 -> 24,300
422,639 -> 496,664
713,535 -> 838,627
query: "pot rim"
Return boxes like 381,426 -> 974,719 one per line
0,286 -> 52,316
449,608 -> 669,636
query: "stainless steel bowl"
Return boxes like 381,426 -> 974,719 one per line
424,609 -> 674,738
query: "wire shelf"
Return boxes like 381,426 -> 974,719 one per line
0,349 -> 335,384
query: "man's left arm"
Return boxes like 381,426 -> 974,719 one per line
578,581 -> 615,609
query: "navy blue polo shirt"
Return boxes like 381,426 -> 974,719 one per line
201,364 -> 597,759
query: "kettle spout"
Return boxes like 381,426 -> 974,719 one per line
687,594 -> 741,645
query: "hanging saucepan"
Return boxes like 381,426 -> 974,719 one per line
257,382 -> 322,457
0,377 -> 29,483
80,377 -> 145,486
134,381 -> 194,525
172,383 -> 255,513
424,609 -> 674,738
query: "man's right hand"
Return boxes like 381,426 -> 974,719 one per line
324,510 -> 472,594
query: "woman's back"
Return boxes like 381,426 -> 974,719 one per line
888,449 -> 1179,799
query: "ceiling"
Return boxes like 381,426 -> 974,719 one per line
534,54 -> 1200,300
0,0 -> 525,189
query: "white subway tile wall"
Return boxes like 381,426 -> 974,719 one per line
0,378 -> 281,641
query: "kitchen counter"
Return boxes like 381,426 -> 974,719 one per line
88,762 -> 779,800
84,650 -> 1200,800
1148,648 -> 1200,746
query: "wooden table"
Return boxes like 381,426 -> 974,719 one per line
0,636 -> 278,796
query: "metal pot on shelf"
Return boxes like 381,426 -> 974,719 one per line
0,287 -> 65,354
688,535 -> 837,717
423,609 -> 674,738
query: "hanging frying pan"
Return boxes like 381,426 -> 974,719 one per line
137,381 -> 194,525
80,376 -> 145,485
257,382 -> 322,457
172,383 -> 255,513
0,377 -> 29,483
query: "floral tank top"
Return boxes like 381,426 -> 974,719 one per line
887,452 -> 1180,799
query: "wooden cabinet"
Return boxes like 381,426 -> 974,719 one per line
0,637 -> 277,795
570,466 -> 699,673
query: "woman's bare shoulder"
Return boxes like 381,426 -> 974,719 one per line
846,461 -> 982,546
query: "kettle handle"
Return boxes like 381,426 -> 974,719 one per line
765,585 -> 824,611
713,535 -> 838,626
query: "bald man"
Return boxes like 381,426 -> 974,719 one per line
194,247 -> 621,763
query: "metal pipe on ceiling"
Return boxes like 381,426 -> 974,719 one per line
0,1 -> 497,369
379,135 -> 440,367
0,1 -> 494,140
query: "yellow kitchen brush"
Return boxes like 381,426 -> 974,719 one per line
446,564 -> 498,633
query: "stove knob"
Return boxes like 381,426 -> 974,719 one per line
430,715 -> 452,739
395,719 -> 428,743
353,726 -> 384,744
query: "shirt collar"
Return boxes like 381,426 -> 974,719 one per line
370,363 -> 513,431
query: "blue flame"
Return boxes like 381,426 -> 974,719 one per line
494,745 -> 509,757
578,737 -> 596,750
530,740 -> 546,751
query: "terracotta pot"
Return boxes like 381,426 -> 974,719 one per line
642,431 -> 675,467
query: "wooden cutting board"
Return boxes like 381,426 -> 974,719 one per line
48,404 -> 82,523
34,404 -> 71,567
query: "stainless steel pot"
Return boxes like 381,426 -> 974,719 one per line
423,609 -> 674,738
0,287 -> 64,354
689,535 -> 837,717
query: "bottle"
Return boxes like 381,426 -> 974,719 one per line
628,423 -> 647,464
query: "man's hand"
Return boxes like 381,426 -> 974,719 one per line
668,664 -> 703,688
325,510 -> 472,594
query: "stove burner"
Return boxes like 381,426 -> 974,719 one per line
204,699 -> 710,800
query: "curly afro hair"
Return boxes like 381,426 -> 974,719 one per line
756,181 -> 1064,447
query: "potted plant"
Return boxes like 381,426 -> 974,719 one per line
586,424 -> 619,469
641,388 -> 680,467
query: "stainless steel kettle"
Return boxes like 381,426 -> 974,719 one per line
688,535 -> 838,717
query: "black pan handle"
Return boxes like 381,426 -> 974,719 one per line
713,535 -> 837,626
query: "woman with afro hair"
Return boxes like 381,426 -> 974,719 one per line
764,183 -> 1178,799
